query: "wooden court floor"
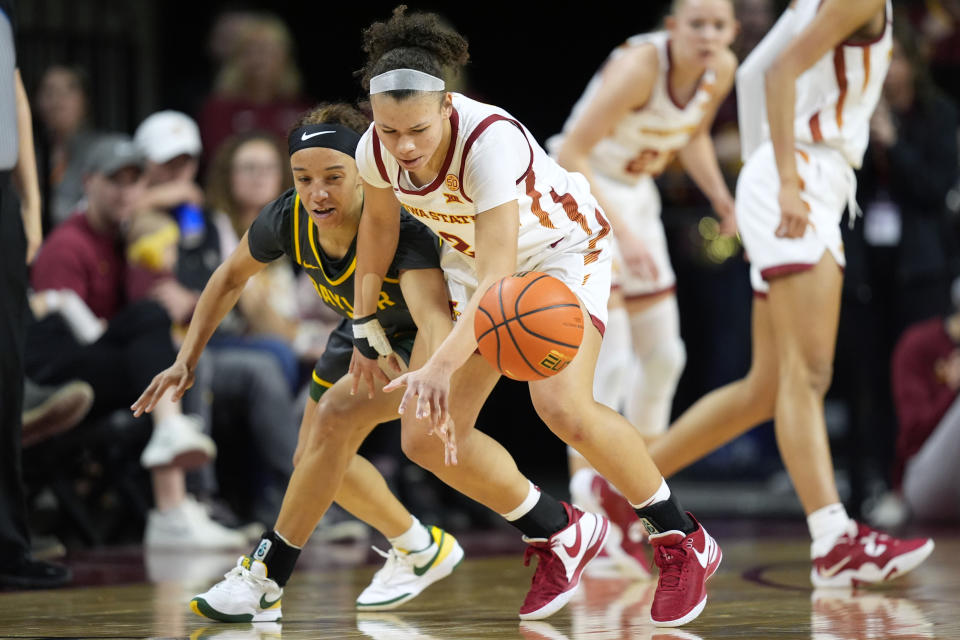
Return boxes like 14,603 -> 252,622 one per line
0,523 -> 957,639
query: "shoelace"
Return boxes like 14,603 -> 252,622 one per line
654,544 -> 687,590
523,544 -> 566,595
221,563 -> 270,594
370,546 -> 415,584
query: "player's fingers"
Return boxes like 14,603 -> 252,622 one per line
173,374 -> 192,402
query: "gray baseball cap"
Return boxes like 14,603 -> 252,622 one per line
85,134 -> 146,176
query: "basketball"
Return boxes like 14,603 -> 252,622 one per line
474,271 -> 584,381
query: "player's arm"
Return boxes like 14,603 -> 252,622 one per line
354,181 -> 402,318
765,0 -> 884,237
399,267 -> 454,355
677,50 -> 737,232
554,45 -> 657,240
132,236 -> 267,415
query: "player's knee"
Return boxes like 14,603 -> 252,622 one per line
400,426 -> 441,469
640,336 -> 686,394
782,355 -> 833,397
533,398 -> 585,442
743,366 -> 777,419
311,400 -> 356,444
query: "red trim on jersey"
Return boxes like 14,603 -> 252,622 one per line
760,262 -> 816,280
833,47 -> 848,132
550,189 -> 592,236
371,129 -> 389,183
457,114 -> 533,204
623,285 -> 677,302
525,170 -> 557,230
395,108 -> 461,196
590,208 -> 611,250
809,112 -> 824,143
862,47 -> 871,93
665,38 -> 706,110
590,314 -> 605,338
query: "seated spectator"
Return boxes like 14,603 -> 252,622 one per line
26,135 -> 247,548
21,378 -> 93,448
134,113 -> 300,524
197,13 -> 311,162
33,65 -> 101,229
889,308 -> 960,523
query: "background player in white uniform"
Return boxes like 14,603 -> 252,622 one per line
350,7 -> 721,627
549,0 -> 737,578
645,0 -> 934,587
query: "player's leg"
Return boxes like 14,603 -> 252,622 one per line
768,254 -> 934,586
623,292 -> 686,440
648,294 -> 778,477
529,304 -> 720,627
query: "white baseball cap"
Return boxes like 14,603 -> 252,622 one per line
134,110 -> 202,164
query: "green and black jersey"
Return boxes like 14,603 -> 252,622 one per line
247,188 -> 441,398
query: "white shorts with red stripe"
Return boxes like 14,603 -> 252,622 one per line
442,242 -> 613,334
592,171 -> 675,299
737,141 -> 855,295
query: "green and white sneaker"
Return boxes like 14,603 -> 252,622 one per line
190,556 -> 282,622
356,526 -> 464,610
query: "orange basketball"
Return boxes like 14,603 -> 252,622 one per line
474,271 -> 584,381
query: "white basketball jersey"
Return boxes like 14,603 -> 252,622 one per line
357,93 -> 611,273
792,0 -> 893,168
550,31 -> 716,185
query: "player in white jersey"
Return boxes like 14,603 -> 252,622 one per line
548,0 -> 737,579
645,0 -> 934,587
350,7 -> 721,627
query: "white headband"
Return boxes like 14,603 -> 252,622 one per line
369,68 -> 445,94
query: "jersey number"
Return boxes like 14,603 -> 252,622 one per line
438,231 -> 475,258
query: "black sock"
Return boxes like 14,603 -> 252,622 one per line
634,494 -> 696,535
250,531 -> 300,587
510,492 -> 570,539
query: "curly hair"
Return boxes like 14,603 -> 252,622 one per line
358,5 -> 469,97
205,131 -> 292,237
290,102 -> 370,134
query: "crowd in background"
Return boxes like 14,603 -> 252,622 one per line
7,0 -> 960,573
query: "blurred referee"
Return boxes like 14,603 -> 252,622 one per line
0,0 -> 71,588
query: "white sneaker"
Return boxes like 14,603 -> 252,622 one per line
140,414 -> 216,469
145,496 -> 248,550
355,526 -> 464,610
190,556 -> 282,622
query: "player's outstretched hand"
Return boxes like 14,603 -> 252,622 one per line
429,416 -> 458,466
350,348 -> 391,399
384,360 -> 451,434
131,360 -> 194,417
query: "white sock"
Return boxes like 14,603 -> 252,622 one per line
629,477 -> 671,509
388,515 -> 433,553
808,503 -> 854,558
500,480 -> 540,521
569,468 -> 597,507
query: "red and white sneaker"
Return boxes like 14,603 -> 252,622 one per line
649,514 -> 721,627
518,502 -> 609,620
811,521 -> 934,587
569,470 -> 653,579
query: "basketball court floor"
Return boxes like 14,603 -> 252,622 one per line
1,519 -> 957,639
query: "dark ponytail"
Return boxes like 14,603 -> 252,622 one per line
358,5 -> 469,98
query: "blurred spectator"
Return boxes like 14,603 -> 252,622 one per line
0,0 -> 72,588
205,131 -> 335,367
887,310 -> 960,523
26,134 -> 246,549
904,0 -> 960,105
198,13 -> 311,162
21,378 -> 93,448
135,113 -> 300,524
33,65 -> 101,229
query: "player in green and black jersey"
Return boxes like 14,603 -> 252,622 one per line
132,104 -> 463,621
